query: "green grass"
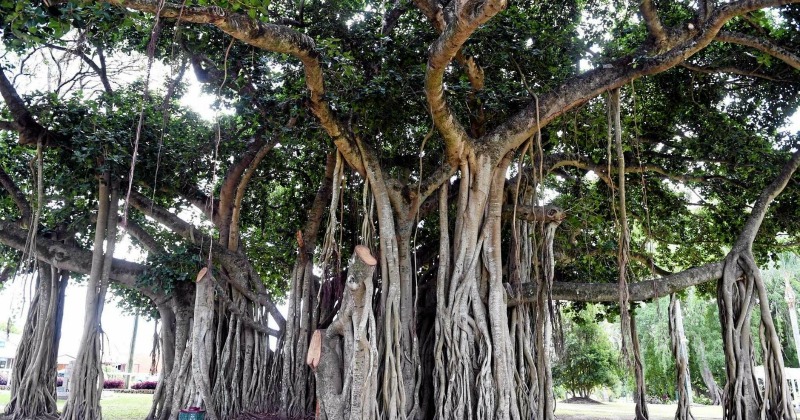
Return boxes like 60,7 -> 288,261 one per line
555,401 -> 722,420
0,390 -> 152,420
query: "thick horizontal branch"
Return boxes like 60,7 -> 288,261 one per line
681,62 -> 786,81
548,155 -> 733,186
716,31 -> 800,70
128,189 -> 208,244
0,221 -> 158,300
508,261 -> 723,305
503,205 -> 566,223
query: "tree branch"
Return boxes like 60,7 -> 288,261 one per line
214,272 -> 280,336
120,218 -> 164,254
0,221 -> 158,300
171,185 -> 217,224
218,137 -> 273,236
510,147 -> 800,305
128,189 -> 209,245
680,62 -> 787,81
127,189 -> 286,329
502,205 -> 566,223
97,0 -> 365,174
640,0 -> 668,46
735,149 -> 800,250
228,137 -> 279,249
0,67 -> 68,147
716,31 -> 800,70
508,261 -> 724,305
424,0 -> 505,166
547,155 -> 736,186
44,43 -> 114,94
0,165 -> 32,223
482,0 -> 800,159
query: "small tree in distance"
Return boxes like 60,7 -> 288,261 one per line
554,307 -> 621,400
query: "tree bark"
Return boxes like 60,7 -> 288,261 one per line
125,309 -> 140,389
5,265 -> 68,420
717,150 -> 800,420
281,151 -> 337,418
312,245 -> 379,420
695,340 -> 723,406
191,267 -> 219,420
669,295 -> 694,420
631,311 -> 649,420
62,175 -> 119,420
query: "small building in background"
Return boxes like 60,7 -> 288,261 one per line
0,334 -> 20,371
57,354 -> 75,372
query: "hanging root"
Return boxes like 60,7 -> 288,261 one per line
4,265 -> 65,420
669,295 -> 695,420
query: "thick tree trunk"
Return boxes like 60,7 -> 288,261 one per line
164,289 -> 196,420
147,281 -> 194,420
435,154 -> 520,420
358,142 -> 415,419
5,265 -> 68,420
669,295 -> 694,420
61,176 -> 119,420
191,267 -> 219,420
280,151 -> 337,418
312,245 -> 379,419
717,151 -> 800,420
147,303 -> 175,420
717,253 -> 764,420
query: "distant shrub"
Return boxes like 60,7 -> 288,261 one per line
132,380 -> 158,390
103,379 -> 124,389
0,375 -> 7,386
56,377 -> 63,387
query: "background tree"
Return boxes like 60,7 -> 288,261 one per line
553,305 -> 621,400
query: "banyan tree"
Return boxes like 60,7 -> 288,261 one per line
0,0 -> 799,419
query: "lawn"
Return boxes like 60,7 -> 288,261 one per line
555,401 -> 723,419
0,390 -> 152,420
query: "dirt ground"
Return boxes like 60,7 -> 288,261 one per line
555,402 -> 723,419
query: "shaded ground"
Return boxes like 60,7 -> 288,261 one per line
562,396 -> 603,404
556,402 -> 722,420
